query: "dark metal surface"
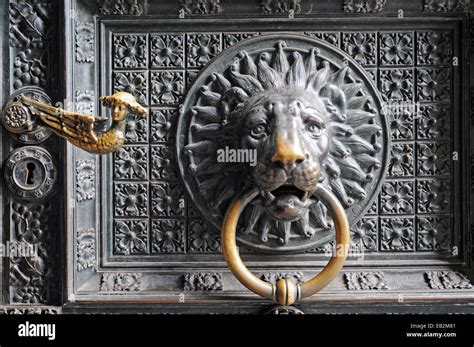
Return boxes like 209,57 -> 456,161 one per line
178,33 -> 388,252
0,0 -> 473,314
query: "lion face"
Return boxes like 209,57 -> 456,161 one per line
236,88 -> 330,221
181,36 -> 386,249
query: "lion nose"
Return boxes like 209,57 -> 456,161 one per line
271,136 -> 306,170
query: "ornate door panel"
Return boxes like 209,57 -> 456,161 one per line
1,0 -> 474,314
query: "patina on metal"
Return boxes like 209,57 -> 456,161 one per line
3,91 -> 148,154
178,34 -> 388,253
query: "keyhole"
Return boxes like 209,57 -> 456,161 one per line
25,162 -> 36,185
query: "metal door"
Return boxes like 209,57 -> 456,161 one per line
1,0 -> 473,314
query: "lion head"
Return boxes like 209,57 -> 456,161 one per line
180,36 -> 386,250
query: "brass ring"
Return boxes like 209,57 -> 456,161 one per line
221,185 -> 350,305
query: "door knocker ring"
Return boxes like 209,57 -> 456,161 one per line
221,185 -> 350,305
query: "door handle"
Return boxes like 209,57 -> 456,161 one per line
2,91 -> 148,154
221,185 -> 350,305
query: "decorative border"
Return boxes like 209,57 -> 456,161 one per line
56,0 -> 474,309
5,0 -> 61,307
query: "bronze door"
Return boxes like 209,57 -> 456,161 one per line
1,0 -> 473,314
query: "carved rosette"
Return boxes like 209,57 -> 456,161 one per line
178,34 -> 388,253
2,87 -> 52,144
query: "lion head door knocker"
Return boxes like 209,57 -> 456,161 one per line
2,90 -> 148,154
178,34 -> 389,305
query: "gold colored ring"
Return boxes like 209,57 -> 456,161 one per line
221,185 -> 350,305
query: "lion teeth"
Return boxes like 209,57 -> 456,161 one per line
261,191 -> 275,202
301,191 -> 309,202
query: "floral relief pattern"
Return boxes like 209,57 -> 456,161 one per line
342,32 -> 376,66
188,200 -> 203,217
77,228 -> 96,271
379,32 -> 414,65
150,71 -> 184,105
104,29 -> 457,257
388,144 -> 414,177
151,108 -> 177,143
187,34 -> 221,68
305,32 -> 339,47
114,220 -> 148,255
151,145 -> 178,180
183,273 -> 223,291
381,217 -> 414,251
425,271 -> 472,290
364,68 -> 377,83
114,183 -> 148,217
10,203 -> 51,304
180,0 -> 223,15
388,107 -> 413,140
366,200 -> 378,215
75,22 -> 94,63
113,34 -> 147,69
422,0 -> 468,13
417,143 -> 450,176
417,179 -> 450,214
76,159 -> 95,202
186,70 -> 199,88
114,146 -> 148,180
343,0 -> 387,13
99,0 -> 147,15
151,183 -> 185,217
350,218 -> 377,251
417,216 -> 451,251
125,113 -> 148,143
380,181 -> 414,214
151,34 -> 184,68
224,33 -> 258,49
188,219 -> 220,253
417,68 -> 450,102
379,69 -> 413,102
417,105 -> 450,140
113,71 -> 147,105
100,273 -> 142,292
345,272 -> 388,290
151,219 -> 185,253
417,31 -> 451,65
75,90 -> 94,116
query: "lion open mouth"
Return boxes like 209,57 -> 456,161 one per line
267,185 -> 309,202
261,184 -> 312,221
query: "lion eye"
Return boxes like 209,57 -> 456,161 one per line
251,124 -> 267,137
306,122 -> 322,137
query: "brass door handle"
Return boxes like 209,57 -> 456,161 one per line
2,91 -> 148,154
221,185 -> 350,305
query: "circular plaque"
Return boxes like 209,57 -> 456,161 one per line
177,34 -> 389,253
4,146 -> 57,201
2,87 -> 52,144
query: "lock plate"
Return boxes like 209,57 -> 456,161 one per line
4,146 -> 57,201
